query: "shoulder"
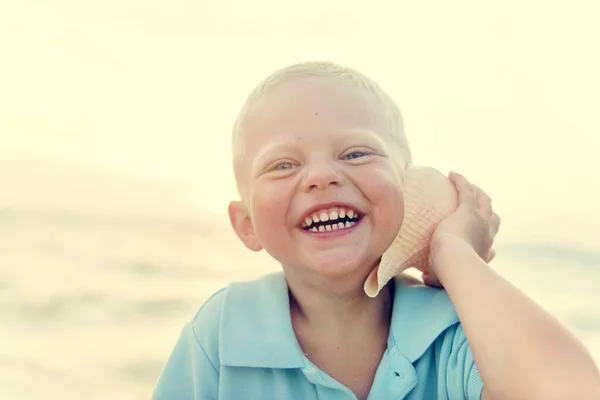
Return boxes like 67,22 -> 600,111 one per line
153,275 -> 285,400
188,285 -> 227,351
190,272 -> 285,336
189,272 -> 288,363
391,273 -> 459,327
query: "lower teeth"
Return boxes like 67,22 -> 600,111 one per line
310,220 -> 356,232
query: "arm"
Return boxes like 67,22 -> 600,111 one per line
429,172 -> 600,400
434,238 -> 600,400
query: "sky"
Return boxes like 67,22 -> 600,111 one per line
1,0 -> 599,248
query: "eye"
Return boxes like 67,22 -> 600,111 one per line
272,161 -> 295,171
343,150 -> 370,160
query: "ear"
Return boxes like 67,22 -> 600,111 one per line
228,201 -> 263,252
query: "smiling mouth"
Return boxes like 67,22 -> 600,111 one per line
301,207 -> 362,232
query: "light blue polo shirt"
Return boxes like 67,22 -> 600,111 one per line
152,272 -> 484,399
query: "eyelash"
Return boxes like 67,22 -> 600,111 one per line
265,149 -> 374,173
343,150 -> 372,160
271,161 -> 295,171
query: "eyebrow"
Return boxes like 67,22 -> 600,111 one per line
336,128 -> 390,148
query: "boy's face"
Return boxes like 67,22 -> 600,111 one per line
229,77 -> 406,280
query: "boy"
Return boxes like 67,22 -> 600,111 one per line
152,62 -> 600,399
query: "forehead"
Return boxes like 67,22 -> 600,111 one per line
240,77 -> 390,149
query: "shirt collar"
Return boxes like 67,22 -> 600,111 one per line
387,277 -> 459,362
220,272 -> 305,368
220,272 -> 459,368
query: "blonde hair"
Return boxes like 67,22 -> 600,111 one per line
232,61 -> 412,188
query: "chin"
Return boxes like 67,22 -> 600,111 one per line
306,253 -> 379,280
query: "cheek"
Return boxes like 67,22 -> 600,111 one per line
364,167 -> 405,228
381,185 -> 405,230
248,183 -> 294,242
365,166 -> 404,204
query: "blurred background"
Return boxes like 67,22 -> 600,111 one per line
1,1 -> 599,399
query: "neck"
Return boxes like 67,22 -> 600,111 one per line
286,269 -> 394,339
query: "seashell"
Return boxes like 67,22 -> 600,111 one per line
364,165 -> 458,297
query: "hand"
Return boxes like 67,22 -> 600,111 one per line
421,172 -> 501,288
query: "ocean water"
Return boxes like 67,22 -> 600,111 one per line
0,210 -> 598,399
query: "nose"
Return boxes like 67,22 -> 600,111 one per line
300,162 -> 344,192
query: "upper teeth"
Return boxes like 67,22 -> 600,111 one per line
302,207 -> 359,228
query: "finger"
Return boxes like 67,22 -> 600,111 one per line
449,172 -> 477,208
489,212 -> 501,238
473,184 -> 492,219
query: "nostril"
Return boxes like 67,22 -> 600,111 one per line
308,181 -> 337,190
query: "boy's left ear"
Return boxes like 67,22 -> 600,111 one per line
228,201 -> 263,252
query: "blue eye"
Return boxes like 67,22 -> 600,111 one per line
273,161 -> 294,170
344,151 -> 369,160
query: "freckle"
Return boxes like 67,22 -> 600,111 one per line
314,112 -> 318,116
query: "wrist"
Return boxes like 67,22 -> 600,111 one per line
428,235 -> 478,276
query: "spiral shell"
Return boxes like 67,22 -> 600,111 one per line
364,166 -> 458,297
